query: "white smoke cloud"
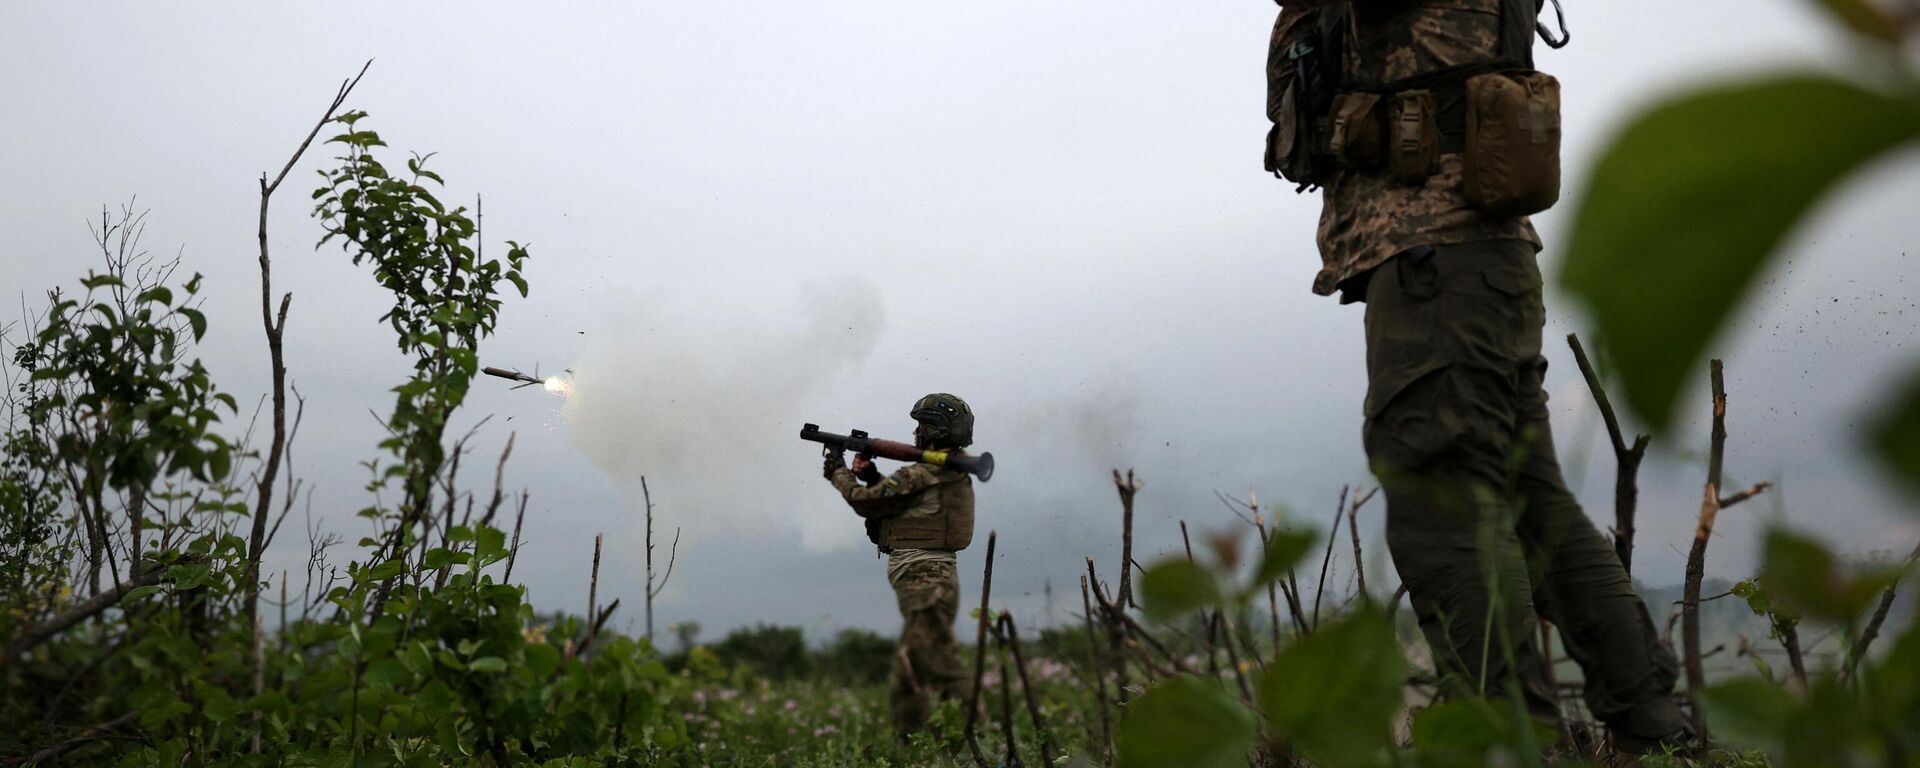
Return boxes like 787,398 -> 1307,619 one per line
559,275 -> 887,552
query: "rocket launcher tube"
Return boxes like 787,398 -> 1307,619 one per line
800,423 -> 995,482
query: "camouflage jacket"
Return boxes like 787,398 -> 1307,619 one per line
1273,0 -> 1541,299
829,462 -> 975,552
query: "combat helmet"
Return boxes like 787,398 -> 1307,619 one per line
910,393 -> 974,449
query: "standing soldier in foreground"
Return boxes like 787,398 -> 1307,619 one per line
1265,0 -> 1691,754
821,393 -> 977,735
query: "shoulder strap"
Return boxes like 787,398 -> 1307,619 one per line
1500,0 -> 1536,68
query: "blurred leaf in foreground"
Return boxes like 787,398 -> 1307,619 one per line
1259,610 -> 1405,767
1560,74 -> 1920,430
1138,559 -> 1224,623
1116,675 -> 1258,768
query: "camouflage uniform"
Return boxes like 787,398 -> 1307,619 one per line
829,461 -> 975,734
1273,0 -> 1688,747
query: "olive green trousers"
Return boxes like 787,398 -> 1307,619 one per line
1361,239 -> 1684,739
889,559 -> 970,734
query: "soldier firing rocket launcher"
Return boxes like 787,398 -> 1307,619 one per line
800,423 -> 995,482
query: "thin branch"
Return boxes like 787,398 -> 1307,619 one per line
1682,359 -> 1727,741
2,565 -> 162,663
996,643 -> 1021,768
996,614 -> 1055,766
1112,469 -> 1140,609
651,530 -> 680,596
1080,575 -> 1113,765
503,490 -> 529,582
1311,487 -> 1353,630
586,534 -> 603,653
1215,612 -> 1256,705
248,60 -> 371,640
1086,559 -> 1132,707
1569,333 -> 1652,575
1349,488 -> 1370,598
964,532 -> 998,768
1717,481 -> 1772,510
1845,540 -> 1920,683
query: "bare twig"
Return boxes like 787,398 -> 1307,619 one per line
1113,469 -> 1140,609
644,476 -> 655,643
1311,487 -> 1364,630
1845,541 -> 1920,683
1182,521 -> 1223,677
586,534 -> 603,652
964,532 -> 998,768
1350,496 -> 1370,602
1682,359 -> 1728,741
1086,559 -> 1133,706
1080,575 -> 1113,765
248,59 -> 372,634
997,647 -> 1021,768
1717,481 -> 1772,510
503,491 -> 528,582
1568,333 -> 1652,575
996,613 -> 1055,766
1215,612 -> 1256,705
643,478 -> 680,647
1778,620 -> 1808,689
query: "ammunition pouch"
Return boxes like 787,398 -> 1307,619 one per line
1265,0 -> 1564,215
1385,90 -> 1440,183
1462,71 -> 1561,216
1308,70 -> 1559,217
1327,92 -> 1384,171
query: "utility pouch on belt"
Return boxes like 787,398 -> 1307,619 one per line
1328,93 -> 1384,171
1386,90 -> 1439,184
1462,71 -> 1561,216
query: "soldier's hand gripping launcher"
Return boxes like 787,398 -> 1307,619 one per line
800,424 -> 995,482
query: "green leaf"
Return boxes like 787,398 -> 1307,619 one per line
1560,74 -> 1920,429
474,525 -> 508,565
1259,611 -> 1405,766
468,656 -> 509,673
367,557 -> 406,582
1872,371 -> 1920,501
80,274 -> 124,290
423,547 -> 462,570
1251,527 -> 1317,593
1137,559 -> 1223,623
123,585 -> 164,602
1116,676 -> 1258,768
207,446 -> 231,480
137,286 -> 174,306
179,307 -> 207,340
1700,677 -> 1796,756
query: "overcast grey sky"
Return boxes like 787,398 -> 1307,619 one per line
3,1 -> 1916,640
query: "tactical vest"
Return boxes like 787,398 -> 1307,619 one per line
1266,0 -> 1567,216
877,465 -> 975,552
